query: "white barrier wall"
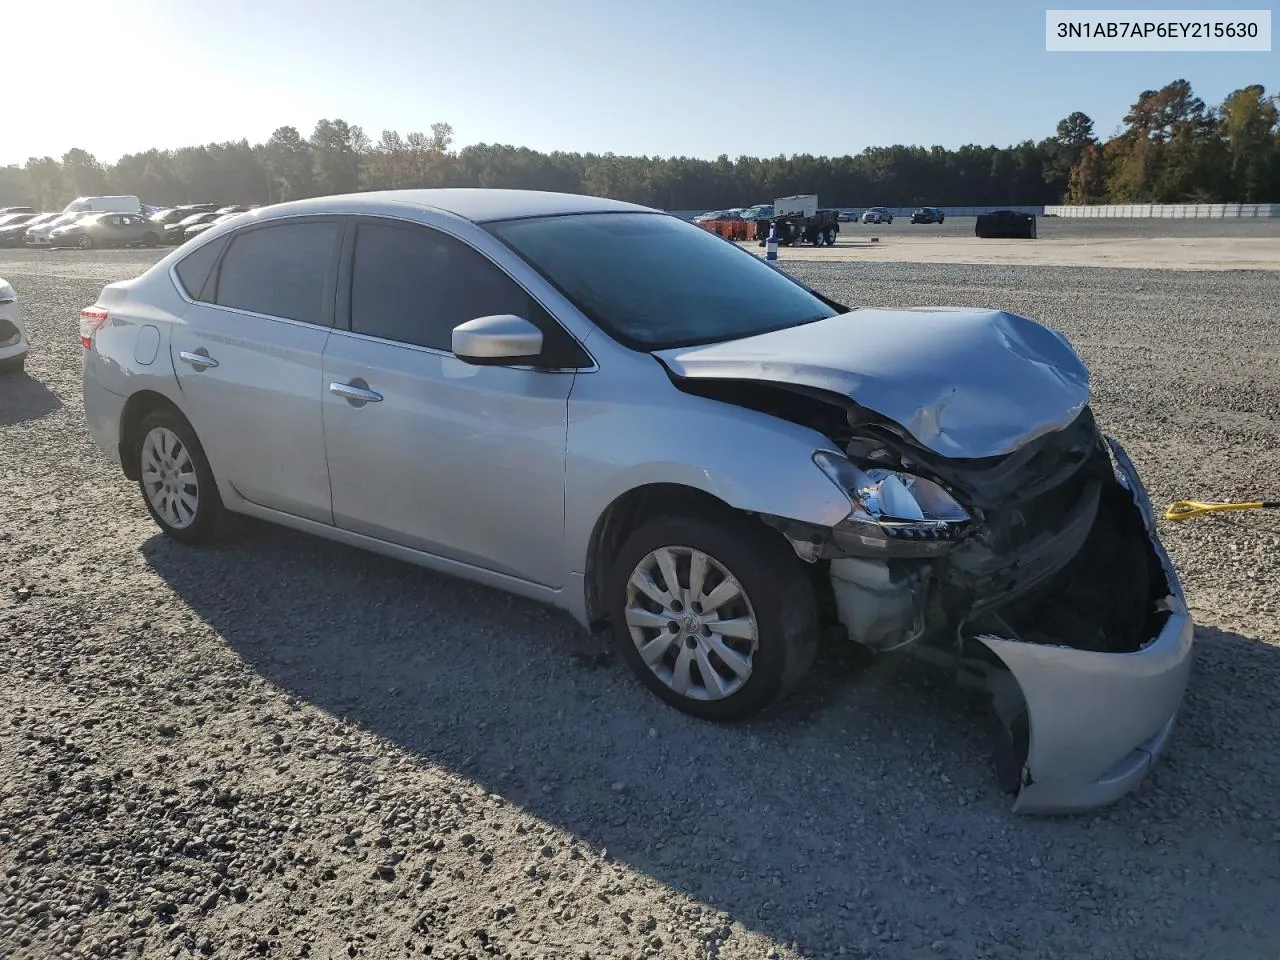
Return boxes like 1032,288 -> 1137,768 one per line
1044,203 -> 1280,218
675,205 -> 1047,220
677,203 -> 1280,220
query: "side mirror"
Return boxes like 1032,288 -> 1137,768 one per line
451,314 -> 544,366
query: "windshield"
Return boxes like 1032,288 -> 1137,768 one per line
487,212 -> 839,349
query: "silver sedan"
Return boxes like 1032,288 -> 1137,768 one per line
79,189 -> 1193,814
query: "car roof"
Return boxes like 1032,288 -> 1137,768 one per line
250,188 -> 657,224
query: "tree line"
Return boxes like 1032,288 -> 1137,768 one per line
1,80 -> 1275,213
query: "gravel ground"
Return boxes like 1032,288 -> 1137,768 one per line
1,247 -> 1278,960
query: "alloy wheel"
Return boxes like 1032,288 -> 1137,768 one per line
141,426 -> 199,529
624,545 -> 759,701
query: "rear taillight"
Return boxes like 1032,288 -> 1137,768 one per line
80,306 -> 109,349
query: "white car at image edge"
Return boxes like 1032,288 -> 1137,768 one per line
0,277 -> 28,374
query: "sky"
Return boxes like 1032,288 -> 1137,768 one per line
4,0 -> 1276,167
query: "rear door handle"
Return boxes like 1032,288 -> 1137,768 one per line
329,381 -> 383,403
179,350 -> 218,369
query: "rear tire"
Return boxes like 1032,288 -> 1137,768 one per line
77,235 -> 93,249
133,408 -> 223,545
606,512 -> 818,722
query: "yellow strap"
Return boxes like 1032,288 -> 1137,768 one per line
1163,500 -> 1266,521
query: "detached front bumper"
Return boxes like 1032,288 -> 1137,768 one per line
976,437 -> 1194,814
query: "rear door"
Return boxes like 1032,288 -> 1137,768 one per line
320,217 -> 582,585
169,217 -> 344,523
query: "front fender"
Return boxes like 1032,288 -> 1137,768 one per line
565,361 -> 852,577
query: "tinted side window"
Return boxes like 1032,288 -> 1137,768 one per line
349,222 -> 532,351
214,220 -> 339,324
174,235 -> 228,301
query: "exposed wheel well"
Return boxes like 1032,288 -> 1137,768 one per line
117,391 -> 191,481
582,483 -> 824,631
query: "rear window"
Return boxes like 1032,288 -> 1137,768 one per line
174,235 -> 228,301
212,220 -> 339,324
487,212 -> 838,350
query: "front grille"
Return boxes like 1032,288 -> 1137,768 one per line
933,408 -> 1114,611
946,479 -> 1102,612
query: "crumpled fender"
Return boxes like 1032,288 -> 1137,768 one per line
976,436 -> 1194,814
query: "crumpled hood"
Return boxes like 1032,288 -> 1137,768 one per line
654,307 -> 1091,459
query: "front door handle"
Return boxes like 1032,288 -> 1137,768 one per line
329,381 -> 383,404
179,350 -> 218,370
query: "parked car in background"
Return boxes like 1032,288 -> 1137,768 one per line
215,204 -> 258,215
0,206 -> 36,215
861,206 -> 894,224
0,212 -> 56,247
48,212 -> 163,249
0,212 -> 40,230
911,207 -> 945,224
152,204 -> 218,226
163,211 -> 221,244
0,276 -> 28,375
183,211 -> 245,240
25,211 -> 95,246
79,188 -> 1193,815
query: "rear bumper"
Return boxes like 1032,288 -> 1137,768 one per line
82,368 -> 127,468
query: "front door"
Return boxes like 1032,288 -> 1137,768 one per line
321,218 -> 575,586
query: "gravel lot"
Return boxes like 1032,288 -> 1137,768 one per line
2,244 -> 1278,960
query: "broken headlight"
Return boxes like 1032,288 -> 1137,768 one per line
813,450 -> 971,556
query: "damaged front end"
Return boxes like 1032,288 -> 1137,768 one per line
675,371 -> 1192,814
655,307 -> 1193,813
780,410 -> 1192,813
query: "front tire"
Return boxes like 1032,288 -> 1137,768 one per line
77,234 -> 93,249
606,512 -> 818,721
134,408 -> 223,544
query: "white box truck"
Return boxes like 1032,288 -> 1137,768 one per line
61,196 -> 142,215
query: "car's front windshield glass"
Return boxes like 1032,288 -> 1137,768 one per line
487,212 -> 839,350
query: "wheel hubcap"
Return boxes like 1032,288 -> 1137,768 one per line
141,427 -> 199,529
625,545 -> 759,701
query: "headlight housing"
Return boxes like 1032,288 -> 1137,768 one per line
813,450 -> 972,556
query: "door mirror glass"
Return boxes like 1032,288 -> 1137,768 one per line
452,314 -> 544,366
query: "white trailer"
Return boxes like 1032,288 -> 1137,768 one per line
773,194 -> 818,219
